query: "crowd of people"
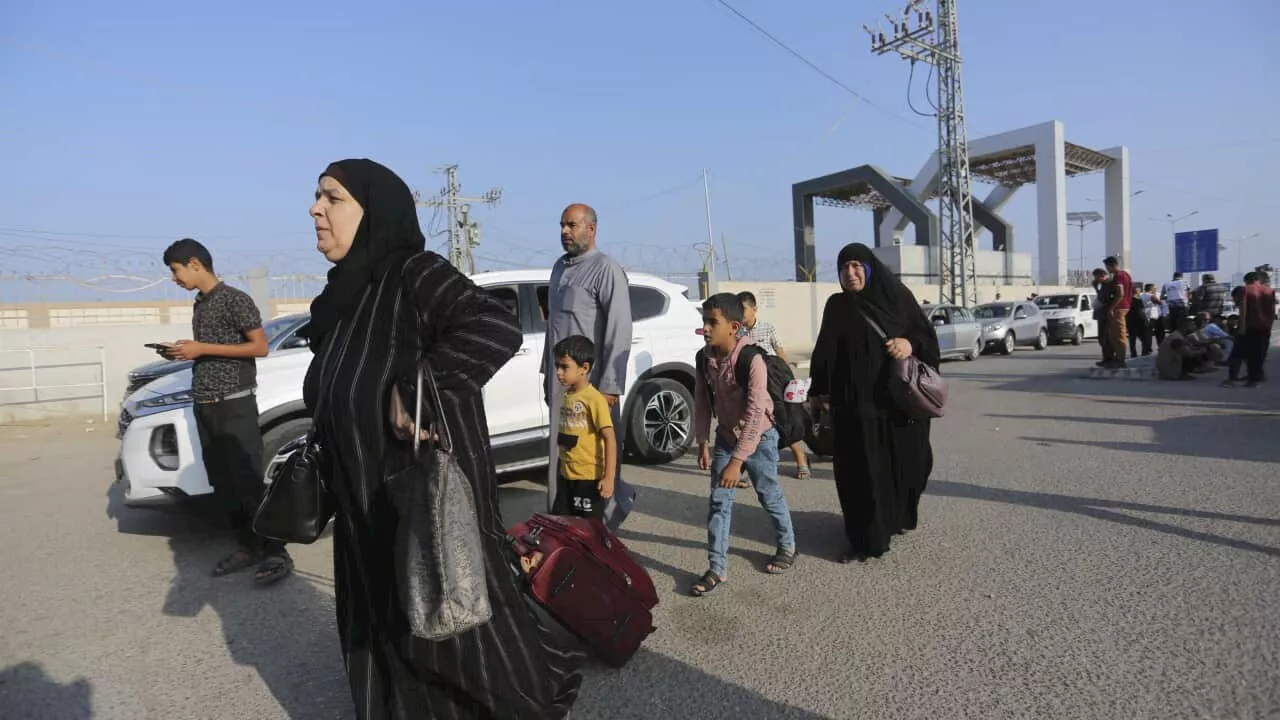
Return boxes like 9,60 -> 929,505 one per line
1088,260 -> 1276,386
151,153 -> 1273,718
154,158 -> 941,719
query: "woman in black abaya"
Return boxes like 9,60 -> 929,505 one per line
807,243 -> 940,562
301,158 -> 583,719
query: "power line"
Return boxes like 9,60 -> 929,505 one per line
710,0 -> 929,130
712,1 -> 1278,219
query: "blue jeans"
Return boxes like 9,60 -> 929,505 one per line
706,428 -> 796,577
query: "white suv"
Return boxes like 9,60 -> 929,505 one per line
115,269 -> 704,507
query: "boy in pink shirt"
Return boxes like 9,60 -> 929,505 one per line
689,293 -> 797,597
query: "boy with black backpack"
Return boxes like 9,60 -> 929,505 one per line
689,293 -> 797,597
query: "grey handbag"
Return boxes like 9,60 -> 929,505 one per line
387,363 -> 492,641
859,310 -> 948,420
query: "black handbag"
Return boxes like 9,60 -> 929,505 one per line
252,362 -> 335,544
387,362 -> 492,641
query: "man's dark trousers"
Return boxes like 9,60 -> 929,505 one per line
193,394 -> 281,554
1242,330 -> 1272,383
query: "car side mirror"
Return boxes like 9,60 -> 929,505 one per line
281,336 -> 309,349
1014,311 -> 1028,320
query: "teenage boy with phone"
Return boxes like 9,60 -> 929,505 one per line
158,238 -> 291,586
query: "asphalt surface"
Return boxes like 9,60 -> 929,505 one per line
1,343 -> 1277,720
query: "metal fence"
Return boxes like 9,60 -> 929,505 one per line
0,346 -> 109,420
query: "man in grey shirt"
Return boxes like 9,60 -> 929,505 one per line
543,203 -> 635,528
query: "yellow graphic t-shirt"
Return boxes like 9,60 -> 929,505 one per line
557,384 -> 613,481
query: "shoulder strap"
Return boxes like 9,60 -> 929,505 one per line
696,348 -> 714,405
734,344 -> 764,393
858,309 -> 889,340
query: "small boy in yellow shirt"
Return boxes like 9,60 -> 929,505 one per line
551,335 -> 617,519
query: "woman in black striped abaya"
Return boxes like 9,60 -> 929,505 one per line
300,158 -> 583,719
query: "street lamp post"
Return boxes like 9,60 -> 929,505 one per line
1149,210 -> 1200,281
1225,232 -> 1261,278
1066,211 -> 1103,279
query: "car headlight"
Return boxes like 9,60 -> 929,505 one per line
984,323 -> 1003,333
138,390 -> 193,410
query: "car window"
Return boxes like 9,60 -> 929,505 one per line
972,305 -> 1011,320
1079,296 -> 1090,311
535,285 -> 550,323
264,316 -> 300,344
931,308 -> 951,325
954,308 -> 973,322
630,286 -> 668,321
1034,295 -> 1077,310
485,285 -> 525,332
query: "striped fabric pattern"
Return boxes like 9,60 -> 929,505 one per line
305,251 -> 584,719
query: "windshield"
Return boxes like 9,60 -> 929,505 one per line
972,304 -> 1012,320
1034,295 -> 1077,310
264,316 -> 301,343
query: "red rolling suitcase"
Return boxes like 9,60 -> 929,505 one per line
507,513 -> 658,667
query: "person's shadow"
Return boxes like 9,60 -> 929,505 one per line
107,483 -> 352,719
0,662 -> 93,720
161,532 -> 352,719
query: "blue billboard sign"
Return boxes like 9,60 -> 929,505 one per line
1174,229 -> 1219,274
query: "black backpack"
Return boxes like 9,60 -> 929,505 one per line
696,344 -> 811,449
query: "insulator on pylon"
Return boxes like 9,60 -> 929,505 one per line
925,11 -> 933,25
878,32 -> 886,46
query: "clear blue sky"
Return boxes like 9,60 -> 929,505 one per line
2,0 -> 1277,297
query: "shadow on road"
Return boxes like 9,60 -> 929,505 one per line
105,483 -> 352,719
992,412 -> 1280,464
573,648 -> 833,719
958,358 -> 1279,413
0,662 -> 92,720
929,479 -> 1280,558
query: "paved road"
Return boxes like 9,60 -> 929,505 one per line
1,344 -> 1277,720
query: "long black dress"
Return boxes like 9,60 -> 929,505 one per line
304,251 -> 584,719
809,244 -> 940,559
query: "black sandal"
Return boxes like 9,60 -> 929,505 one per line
766,548 -> 797,574
253,552 -> 295,586
212,548 -> 262,577
690,570 -> 724,597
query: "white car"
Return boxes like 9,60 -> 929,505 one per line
115,270 -> 704,507
1032,292 -> 1100,345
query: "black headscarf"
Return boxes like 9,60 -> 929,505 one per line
809,243 -> 940,413
300,159 -> 426,350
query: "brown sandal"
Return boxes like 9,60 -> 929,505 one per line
212,548 -> 262,577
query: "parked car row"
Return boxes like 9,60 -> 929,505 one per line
115,269 -> 705,507
925,291 -> 1101,359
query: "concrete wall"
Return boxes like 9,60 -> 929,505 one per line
0,298 -> 313,423
3,282 -> 1084,423
0,324 -> 198,424
0,299 -> 310,330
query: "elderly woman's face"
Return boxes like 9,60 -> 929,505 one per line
310,175 -> 364,263
839,260 -> 867,292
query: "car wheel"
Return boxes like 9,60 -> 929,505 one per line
626,378 -> 693,464
966,335 -> 981,361
261,418 -> 312,484
1071,326 -> 1083,346
1000,332 -> 1015,355
1034,328 -> 1048,350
